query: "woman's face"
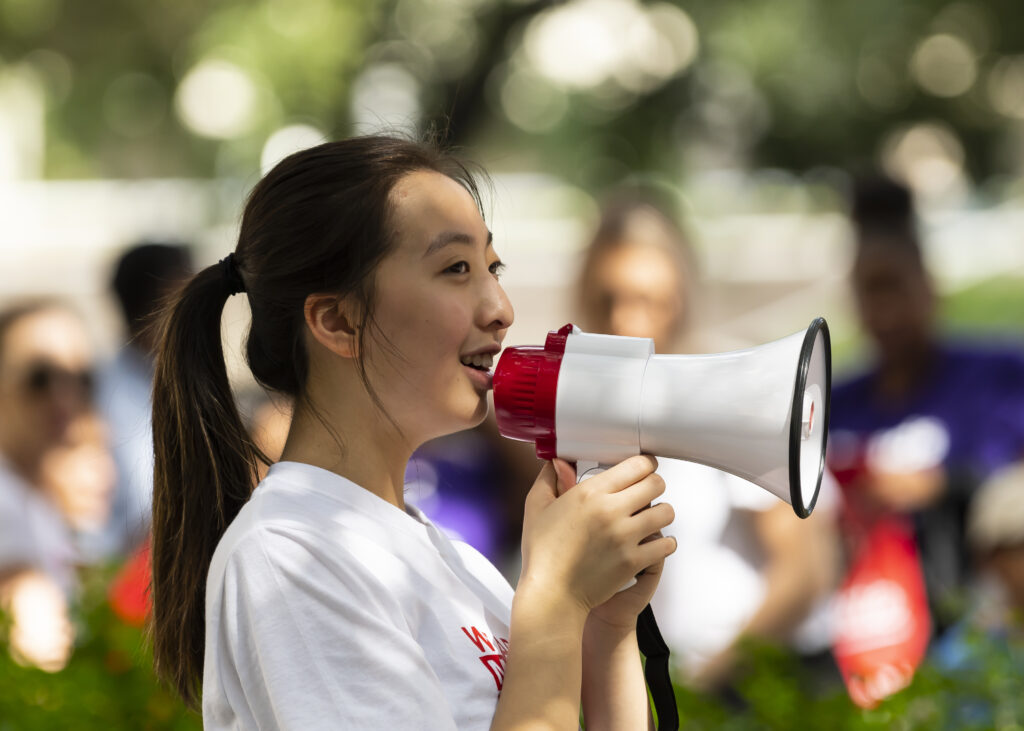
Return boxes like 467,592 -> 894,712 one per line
362,170 -> 513,444
0,307 -> 94,466
585,242 -> 686,352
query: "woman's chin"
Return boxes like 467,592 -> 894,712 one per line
420,398 -> 490,443
456,396 -> 491,434
470,399 -> 490,427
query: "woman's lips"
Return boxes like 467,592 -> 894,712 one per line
462,362 -> 493,390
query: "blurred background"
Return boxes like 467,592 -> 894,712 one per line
2,0 -> 1024,728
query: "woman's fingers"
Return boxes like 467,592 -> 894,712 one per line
615,471 -> 667,515
628,501 -> 675,539
633,534 -> 678,570
586,454 -> 658,494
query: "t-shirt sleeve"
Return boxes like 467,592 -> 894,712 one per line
0,483 -> 38,574
203,526 -> 459,731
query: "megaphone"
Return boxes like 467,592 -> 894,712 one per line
493,318 -> 832,518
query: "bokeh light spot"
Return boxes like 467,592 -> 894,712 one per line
987,56 -> 1024,120
882,121 -> 966,201
498,65 -> 568,132
349,63 -> 422,135
260,123 -> 326,175
174,59 -> 259,139
910,34 -> 977,98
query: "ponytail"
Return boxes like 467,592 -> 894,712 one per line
150,262 -> 265,708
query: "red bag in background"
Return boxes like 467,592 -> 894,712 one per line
108,539 -> 152,627
832,516 -> 932,708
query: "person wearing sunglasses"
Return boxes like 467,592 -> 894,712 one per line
0,299 -> 102,671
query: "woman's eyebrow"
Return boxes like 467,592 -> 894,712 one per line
424,230 -> 493,257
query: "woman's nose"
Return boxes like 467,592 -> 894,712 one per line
479,277 -> 514,332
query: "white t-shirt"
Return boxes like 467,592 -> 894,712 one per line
203,461 -> 514,731
0,457 -> 76,593
650,458 -> 838,674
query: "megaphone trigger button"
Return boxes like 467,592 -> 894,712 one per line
801,391 -> 817,440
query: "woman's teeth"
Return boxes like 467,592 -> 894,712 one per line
460,353 -> 493,370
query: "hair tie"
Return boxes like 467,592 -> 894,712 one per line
219,253 -> 246,296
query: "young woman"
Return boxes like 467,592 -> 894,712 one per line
150,136 -> 676,730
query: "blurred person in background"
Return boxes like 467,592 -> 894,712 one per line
577,189 -> 841,692
933,461 -> 1024,670
91,241 -> 194,560
827,175 -> 1024,635
0,299 -> 111,671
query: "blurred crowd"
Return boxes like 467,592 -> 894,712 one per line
2,172 -> 1024,715
0,243 -> 193,670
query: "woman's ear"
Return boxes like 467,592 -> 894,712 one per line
303,294 -> 360,359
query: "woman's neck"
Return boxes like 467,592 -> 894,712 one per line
279,397 -> 415,510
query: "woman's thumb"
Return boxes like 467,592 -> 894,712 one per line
526,461 -> 559,509
526,460 -> 577,516
551,458 -> 577,497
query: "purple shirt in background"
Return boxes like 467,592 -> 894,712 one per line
404,429 -> 511,565
830,341 -> 1024,478
829,340 -> 1024,631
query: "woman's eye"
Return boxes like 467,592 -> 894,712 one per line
445,261 -> 470,275
489,260 -> 506,277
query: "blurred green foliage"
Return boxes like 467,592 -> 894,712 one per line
2,565 -> 1022,729
941,275 -> 1024,337
673,634 -> 1024,731
3,0 -> 1024,189
0,568 -> 200,731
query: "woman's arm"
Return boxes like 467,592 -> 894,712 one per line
494,587 -> 654,731
490,581 -> 589,729
580,543 -> 669,730
581,620 -> 651,731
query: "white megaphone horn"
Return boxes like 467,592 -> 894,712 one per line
493,318 -> 832,518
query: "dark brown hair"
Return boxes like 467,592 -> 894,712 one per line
150,135 -> 483,707
0,298 -> 71,365
849,173 -> 925,269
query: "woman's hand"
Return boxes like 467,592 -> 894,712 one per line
587,532 -> 670,631
518,455 -> 676,615
496,456 -> 676,731
557,464 -> 674,633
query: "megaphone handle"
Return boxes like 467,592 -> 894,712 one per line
574,460 -> 638,591
575,459 -> 607,482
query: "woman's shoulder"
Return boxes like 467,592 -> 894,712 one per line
204,493 -> 410,632
208,478 -> 368,578
206,470 -> 432,601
